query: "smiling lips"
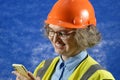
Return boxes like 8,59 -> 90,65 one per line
55,42 -> 65,49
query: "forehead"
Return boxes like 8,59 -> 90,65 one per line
48,24 -> 73,31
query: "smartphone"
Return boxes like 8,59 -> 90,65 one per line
12,64 -> 29,78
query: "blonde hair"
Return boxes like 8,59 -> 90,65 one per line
74,25 -> 101,50
44,24 -> 101,50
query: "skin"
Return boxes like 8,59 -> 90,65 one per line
12,24 -> 81,80
12,71 -> 40,80
48,24 -> 81,61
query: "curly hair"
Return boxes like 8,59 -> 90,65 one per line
74,25 -> 102,50
44,24 -> 101,50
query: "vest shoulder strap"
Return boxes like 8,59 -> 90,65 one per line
37,59 -> 105,80
80,64 -> 105,80
37,58 -> 53,78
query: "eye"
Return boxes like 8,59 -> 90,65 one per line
58,31 -> 68,36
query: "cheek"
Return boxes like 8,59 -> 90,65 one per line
65,39 -> 78,49
48,37 -> 53,43
48,37 -> 54,45
48,36 -> 52,40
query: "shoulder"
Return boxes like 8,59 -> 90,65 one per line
33,56 -> 59,77
33,60 -> 45,77
80,55 -> 115,80
89,69 -> 115,80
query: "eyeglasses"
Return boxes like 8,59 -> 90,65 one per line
45,28 -> 76,39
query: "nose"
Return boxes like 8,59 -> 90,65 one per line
53,33 -> 61,42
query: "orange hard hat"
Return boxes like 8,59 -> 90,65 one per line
45,0 -> 96,28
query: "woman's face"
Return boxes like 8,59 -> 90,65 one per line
47,24 -> 80,58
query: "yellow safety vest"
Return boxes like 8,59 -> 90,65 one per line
33,55 -> 115,80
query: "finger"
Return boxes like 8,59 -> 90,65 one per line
16,75 -> 28,80
27,71 -> 35,80
12,71 -> 21,80
12,71 -> 28,80
12,71 -> 21,76
16,76 -> 21,80
36,77 -> 41,80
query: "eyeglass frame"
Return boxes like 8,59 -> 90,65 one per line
45,26 -> 76,40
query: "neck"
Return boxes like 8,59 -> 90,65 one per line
61,50 -> 82,61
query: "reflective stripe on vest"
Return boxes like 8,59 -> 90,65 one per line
36,59 -> 105,80
37,58 -> 53,78
81,64 -> 105,80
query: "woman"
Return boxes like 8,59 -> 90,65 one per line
12,0 -> 115,79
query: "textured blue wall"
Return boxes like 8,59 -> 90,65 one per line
0,0 -> 119,79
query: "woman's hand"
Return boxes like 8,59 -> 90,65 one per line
12,71 -> 40,80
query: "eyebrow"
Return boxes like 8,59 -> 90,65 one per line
47,27 -> 76,32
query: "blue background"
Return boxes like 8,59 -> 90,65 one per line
0,0 -> 120,79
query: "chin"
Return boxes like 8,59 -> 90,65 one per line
55,49 -> 65,55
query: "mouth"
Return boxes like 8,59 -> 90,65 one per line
55,42 -> 65,49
